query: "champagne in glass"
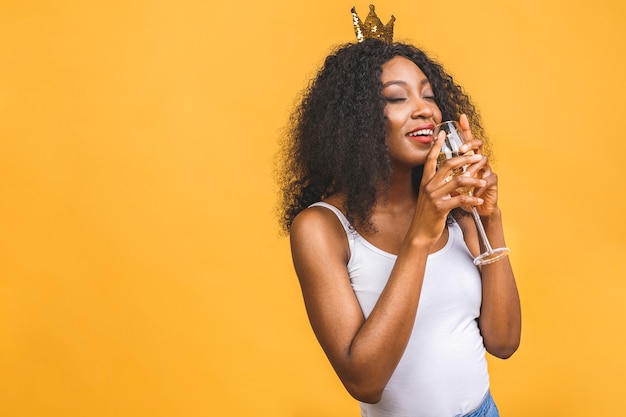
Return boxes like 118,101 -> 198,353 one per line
434,121 -> 510,266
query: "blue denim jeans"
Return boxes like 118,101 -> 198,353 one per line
457,391 -> 499,417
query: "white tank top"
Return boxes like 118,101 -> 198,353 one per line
311,202 -> 489,417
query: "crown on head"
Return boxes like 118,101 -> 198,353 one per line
351,5 -> 395,43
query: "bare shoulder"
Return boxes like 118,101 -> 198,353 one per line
290,203 -> 350,265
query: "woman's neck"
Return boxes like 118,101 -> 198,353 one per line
376,167 -> 418,208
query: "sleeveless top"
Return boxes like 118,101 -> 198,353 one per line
310,202 -> 489,417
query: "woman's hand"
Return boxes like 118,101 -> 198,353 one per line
413,124 -> 486,242
457,114 -> 499,217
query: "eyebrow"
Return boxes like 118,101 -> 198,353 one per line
382,78 -> 430,88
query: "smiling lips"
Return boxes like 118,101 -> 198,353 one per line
406,127 -> 434,144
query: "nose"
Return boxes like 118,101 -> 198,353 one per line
410,97 -> 434,119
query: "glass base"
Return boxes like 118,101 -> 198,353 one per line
473,247 -> 510,266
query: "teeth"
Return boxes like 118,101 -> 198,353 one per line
408,129 -> 433,137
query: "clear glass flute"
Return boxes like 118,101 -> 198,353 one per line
434,121 -> 510,266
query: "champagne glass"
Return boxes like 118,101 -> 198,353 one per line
434,121 -> 510,266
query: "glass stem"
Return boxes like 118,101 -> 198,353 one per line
471,207 -> 494,253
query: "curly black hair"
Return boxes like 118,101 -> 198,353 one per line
277,39 -> 489,234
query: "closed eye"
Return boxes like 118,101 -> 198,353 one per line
385,97 -> 407,103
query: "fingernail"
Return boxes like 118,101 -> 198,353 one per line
477,198 -> 484,204
480,180 -> 487,186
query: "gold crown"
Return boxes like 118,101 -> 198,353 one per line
351,5 -> 395,43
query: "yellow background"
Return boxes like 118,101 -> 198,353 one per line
1,1 -> 625,416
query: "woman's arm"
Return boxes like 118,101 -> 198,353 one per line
478,208 -> 522,358
290,206 -> 432,403
458,212 -> 521,359
456,114 -> 522,358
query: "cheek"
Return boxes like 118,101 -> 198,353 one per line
384,107 -> 412,133
384,114 -> 403,135
433,105 -> 443,123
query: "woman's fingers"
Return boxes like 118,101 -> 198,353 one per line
463,153 -> 487,177
429,154 -> 485,197
458,114 -> 483,155
471,165 -> 497,197
423,130 -> 446,179
437,152 -> 482,179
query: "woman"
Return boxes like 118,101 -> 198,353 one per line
278,7 -> 521,416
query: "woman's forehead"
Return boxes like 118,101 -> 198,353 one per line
381,56 -> 429,85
